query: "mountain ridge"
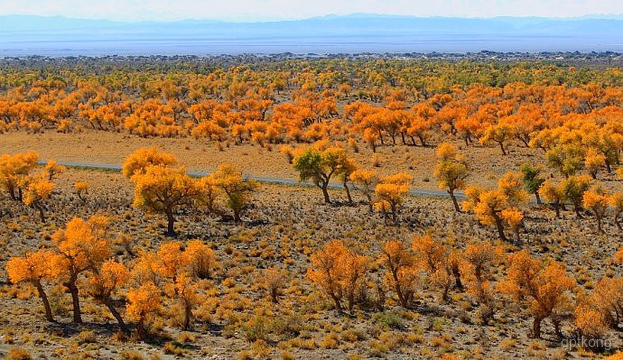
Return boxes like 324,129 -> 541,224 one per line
2,14 -> 623,55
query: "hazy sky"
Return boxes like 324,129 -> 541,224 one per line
2,0 -> 623,21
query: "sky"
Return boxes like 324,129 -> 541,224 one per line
1,0 -> 623,22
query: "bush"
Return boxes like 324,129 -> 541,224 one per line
372,312 -> 404,330
6,348 -> 32,360
271,313 -> 305,338
241,316 -> 270,342
120,351 -> 145,360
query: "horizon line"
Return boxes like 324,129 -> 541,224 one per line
3,12 -> 623,24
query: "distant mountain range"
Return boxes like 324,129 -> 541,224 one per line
2,14 -> 623,56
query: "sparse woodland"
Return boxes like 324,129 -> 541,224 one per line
0,56 -> 623,359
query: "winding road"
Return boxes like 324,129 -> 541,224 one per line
38,159 -> 465,199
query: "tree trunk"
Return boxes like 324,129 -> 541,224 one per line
441,284 -> 450,302
375,281 -> 385,312
498,141 -> 507,156
391,203 -> 398,226
552,316 -> 563,339
331,293 -> 342,312
35,282 -> 54,322
534,192 -> 542,205
493,215 -> 507,242
104,299 -> 130,334
233,208 -> 241,223
347,291 -> 355,312
417,134 -> 427,147
596,215 -> 603,233
343,182 -> 353,204
532,317 -> 543,338
320,183 -> 331,204
449,190 -> 461,212
553,203 -> 560,218
165,208 -> 176,236
391,269 -> 407,307
137,318 -> 147,340
183,302 -> 193,330
35,203 -> 46,223
66,281 -> 82,323
452,267 -> 464,292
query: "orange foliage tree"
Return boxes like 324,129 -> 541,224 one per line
412,234 -> 453,301
434,142 -> 469,212
575,277 -> 623,345
130,165 -> 199,236
350,169 -> 379,212
582,187 -> 610,233
52,216 -> 112,323
207,164 -> 258,222
375,173 -> 413,225
463,172 -> 528,242
86,260 -> 131,334
498,250 -> 575,338
539,179 -> 566,218
6,250 -> 60,322
122,147 -> 178,178
610,193 -> 623,230
23,176 -> 55,222
307,240 -> 369,312
126,282 -> 161,340
381,240 -> 418,308
0,150 -> 39,201
462,241 -> 503,323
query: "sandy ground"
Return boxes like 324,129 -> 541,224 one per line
0,129 -> 598,192
0,166 -> 622,359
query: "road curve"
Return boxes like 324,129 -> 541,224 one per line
38,159 -> 464,199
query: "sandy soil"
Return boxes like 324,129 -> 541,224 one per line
0,167 -> 622,359
0,129 -> 592,192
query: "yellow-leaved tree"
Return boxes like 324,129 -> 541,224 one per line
375,172 -> 413,225
434,142 -> 469,212
463,172 -> 528,242
207,164 -> 258,222
381,240 -> 418,308
23,176 -> 55,222
412,234 -> 453,302
86,260 -> 131,334
52,216 -> 112,323
582,187 -> 610,233
0,150 -> 39,201
6,250 -> 61,322
307,240 -> 369,312
122,147 -> 178,178
126,282 -> 161,340
349,169 -> 379,212
498,250 -> 575,338
130,165 -> 199,236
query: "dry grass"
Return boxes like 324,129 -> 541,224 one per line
0,148 -> 621,359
